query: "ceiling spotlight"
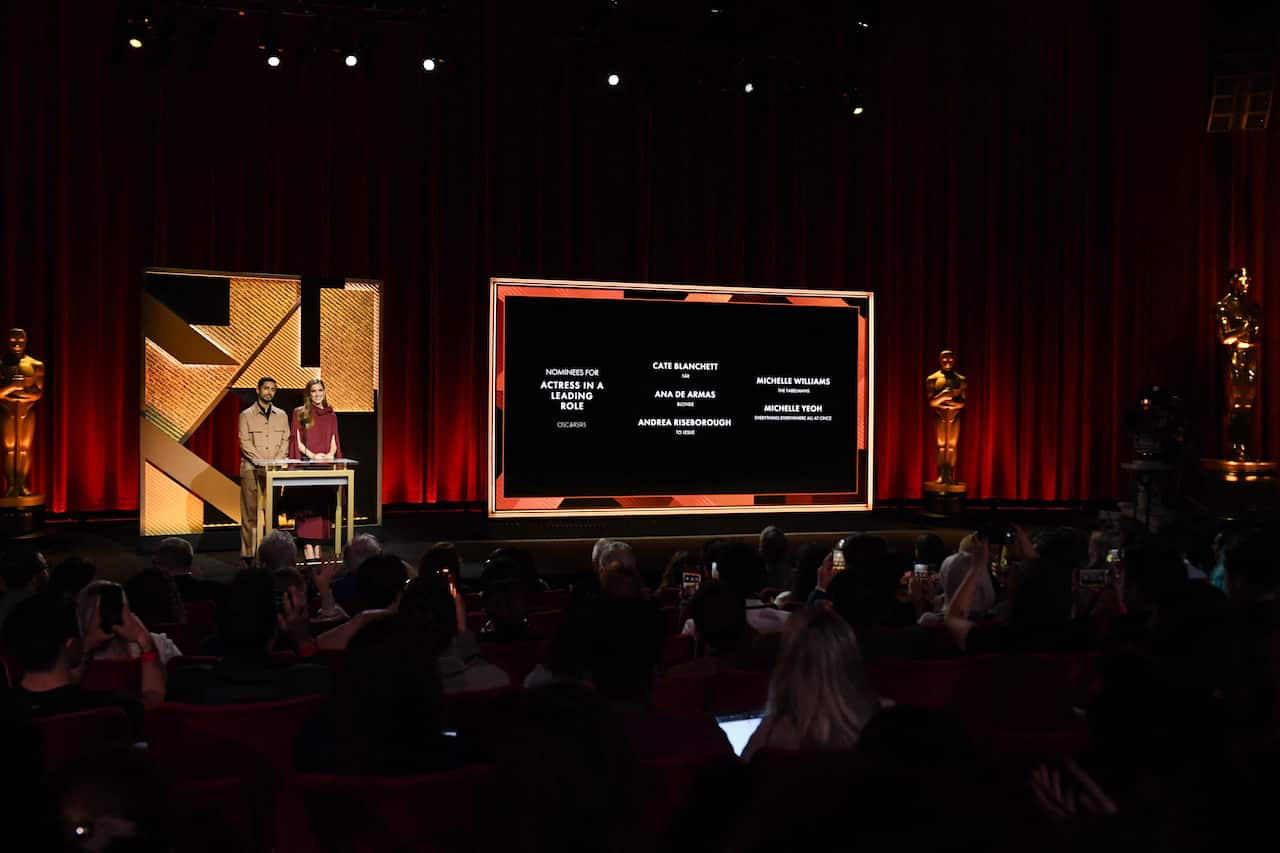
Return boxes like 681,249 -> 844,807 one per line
422,57 -> 437,72
345,53 -> 359,68
744,82 -> 754,93
852,105 -> 865,116
607,73 -> 620,86
128,36 -> 144,49
267,52 -> 281,68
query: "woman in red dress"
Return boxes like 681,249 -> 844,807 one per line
289,378 -> 342,560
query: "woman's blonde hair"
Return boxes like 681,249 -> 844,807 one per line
75,580 -> 127,640
765,605 -> 879,750
299,378 -> 327,430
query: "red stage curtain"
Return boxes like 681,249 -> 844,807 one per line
2,1 -> 1276,513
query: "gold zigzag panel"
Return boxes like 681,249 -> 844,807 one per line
140,272 -> 381,539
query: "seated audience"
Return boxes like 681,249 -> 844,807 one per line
315,553 -> 408,650
418,540 -> 460,578
151,536 -> 226,612
914,532 -> 949,571
742,605 -> 881,761
486,545 -> 548,592
123,566 -> 186,629
669,580 -> 776,675
0,547 -> 48,631
700,539 -> 787,634
945,529 -> 1094,653
918,533 -> 996,623
479,554 -> 537,643
46,556 -> 97,602
1,592 -> 147,735
772,542 -> 824,607
588,597 -> 732,759
824,553 -> 918,631
329,531 -> 382,613
256,529 -> 298,572
401,572 -> 510,693
758,525 -> 793,590
479,683 -> 647,853
166,569 -> 331,704
296,616 -> 469,775
657,549 -> 700,597
77,581 -> 181,671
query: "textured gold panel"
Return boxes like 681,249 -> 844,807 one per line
142,340 -> 239,440
141,418 -> 242,521
141,295 -> 236,365
235,311 -> 321,393
143,462 -> 204,535
319,284 -> 379,412
196,278 -> 299,365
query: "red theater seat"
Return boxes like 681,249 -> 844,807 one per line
281,765 -> 494,853
527,588 -> 570,611
526,608 -> 567,637
703,669 -> 769,715
146,695 -> 324,780
170,777 -> 258,852
80,658 -> 143,694
661,633 -> 695,667
34,707 -> 133,772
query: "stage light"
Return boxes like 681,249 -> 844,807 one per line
345,53 -> 359,68
607,73 -> 620,86
129,36 -> 144,49
267,52 -> 281,68
422,57 -> 437,71
852,106 -> 865,115
744,82 -> 754,93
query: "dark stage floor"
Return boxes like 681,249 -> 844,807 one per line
26,500 -> 1111,587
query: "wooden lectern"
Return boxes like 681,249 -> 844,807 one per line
253,459 -> 358,557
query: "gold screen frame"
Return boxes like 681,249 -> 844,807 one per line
139,268 -> 382,537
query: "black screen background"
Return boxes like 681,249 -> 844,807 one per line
499,295 -> 863,497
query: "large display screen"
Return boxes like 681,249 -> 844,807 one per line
489,279 -> 873,516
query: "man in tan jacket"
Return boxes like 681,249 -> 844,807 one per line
239,377 -> 292,560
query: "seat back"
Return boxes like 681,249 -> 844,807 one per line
146,695 -> 324,780
283,765 -> 493,853
526,608 -> 567,637
80,658 -> 143,694
478,639 -> 548,683
661,633 -> 695,668
34,707 -> 133,773
703,668 -> 770,715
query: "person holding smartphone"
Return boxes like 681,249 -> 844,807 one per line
75,581 -> 174,708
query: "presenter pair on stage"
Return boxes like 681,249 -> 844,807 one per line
238,377 -> 348,562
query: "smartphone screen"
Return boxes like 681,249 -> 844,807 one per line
99,586 -> 124,632
832,549 -> 846,572
913,563 -> 929,579
681,571 -> 702,599
716,713 -> 765,756
1079,568 -> 1109,588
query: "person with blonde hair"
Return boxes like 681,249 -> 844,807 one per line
742,605 -> 881,761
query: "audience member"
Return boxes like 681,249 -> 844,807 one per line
479,683 -> 648,853
772,542 -> 824,607
919,533 -> 996,622
296,616 -> 467,775
708,540 -> 786,634
657,549 -> 700,597
742,605 -> 881,761
479,554 -> 537,642
487,545 -> 548,592
166,569 -> 331,704
400,572 -> 510,693
329,531 -> 382,612
151,536 -> 226,612
256,529 -> 298,572
77,581 -> 182,674
1,592 -> 146,735
669,580 -> 775,675
314,553 -> 408,650
46,555 -> 97,602
0,547 -> 48,631
418,540 -> 460,577
124,567 -> 187,628
758,525 -> 792,590
589,597 -> 733,759
914,533 -> 949,570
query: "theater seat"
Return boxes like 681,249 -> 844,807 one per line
80,658 -> 143,694
662,633 -> 695,668
479,639 -> 548,683
280,765 -> 494,853
170,777 -> 258,852
34,707 -> 133,773
146,695 -> 324,780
